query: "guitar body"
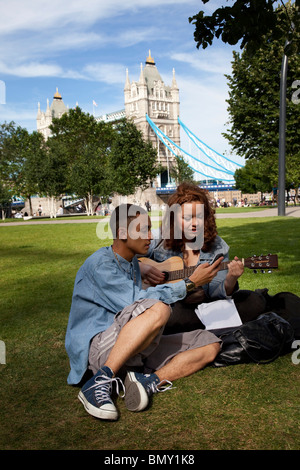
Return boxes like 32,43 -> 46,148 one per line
139,256 -> 184,284
138,256 -> 207,301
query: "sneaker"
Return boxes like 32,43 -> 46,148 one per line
124,371 -> 173,412
78,366 -> 124,420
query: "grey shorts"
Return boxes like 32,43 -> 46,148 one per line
88,298 -> 221,375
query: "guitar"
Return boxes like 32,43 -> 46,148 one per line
138,254 -> 278,285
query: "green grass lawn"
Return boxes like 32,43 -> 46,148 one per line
0,216 -> 299,450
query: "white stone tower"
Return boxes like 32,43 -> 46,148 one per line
124,51 -> 180,186
37,88 -> 68,140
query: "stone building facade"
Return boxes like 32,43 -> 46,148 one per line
123,51 -> 180,188
36,88 -> 68,140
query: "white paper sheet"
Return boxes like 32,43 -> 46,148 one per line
195,299 -> 242,330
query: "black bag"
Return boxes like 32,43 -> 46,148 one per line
265,291 -> 300,339
212,312 -> 294,367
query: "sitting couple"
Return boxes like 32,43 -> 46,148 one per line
65,183 -> 244,420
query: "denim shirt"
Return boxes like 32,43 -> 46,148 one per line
147,231 -> 232,301
65,245 -> 186,385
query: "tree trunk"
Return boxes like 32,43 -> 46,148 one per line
85,192 -> 93,216
27,195 -> 33,216
49,196 -> 56,218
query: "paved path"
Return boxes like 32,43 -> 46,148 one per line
215,206 -> 300,219
1,206 -> 299,226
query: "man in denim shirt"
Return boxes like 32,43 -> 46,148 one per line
65,203 -> 223,421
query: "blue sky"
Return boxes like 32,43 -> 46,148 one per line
0,0 -> 244,165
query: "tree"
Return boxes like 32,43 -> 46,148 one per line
0,122 -> 26,192
223,4 -> 300,192
35,137 -> 70,217
189,0 -> 299,56
169,155 -> 195,184
234,159 -> 274,194
49,107 -> 114,215
108,118 -> 158,196
18,131 -> 46,215
0,122 -> 46,216
0,180 -> 13,219
189,1 -> 300,208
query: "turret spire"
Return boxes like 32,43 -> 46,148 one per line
139,62 -> 146,84
124,68 -> 130,90
146,49 -> 155,65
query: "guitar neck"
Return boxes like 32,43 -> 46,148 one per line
167,260 -> 230,282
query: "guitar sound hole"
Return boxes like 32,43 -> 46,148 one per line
163,271 -> 169,282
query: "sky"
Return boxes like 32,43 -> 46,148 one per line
0,0 -> 245,167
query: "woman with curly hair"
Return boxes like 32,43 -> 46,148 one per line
140,182 -> 244,333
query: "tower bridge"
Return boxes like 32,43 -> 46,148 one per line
37,52 -> 244,209
98,50 -> 243,192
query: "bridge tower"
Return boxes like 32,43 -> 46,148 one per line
124,51 -> 180,187
37,88 -> 68,140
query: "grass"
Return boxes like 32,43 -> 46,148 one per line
215,205 -> 274,213
0,216 -> 300,450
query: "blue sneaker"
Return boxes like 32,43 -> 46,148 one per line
124,371 -> 173,412
78,366 -> 124,420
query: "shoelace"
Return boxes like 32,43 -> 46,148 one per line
86,374 -> 125,403
147,379 -> 173,395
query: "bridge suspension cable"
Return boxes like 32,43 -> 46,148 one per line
178,117 -> 243,173
146,114 -> 242,183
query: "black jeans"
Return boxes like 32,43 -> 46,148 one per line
164,290 -> 268,335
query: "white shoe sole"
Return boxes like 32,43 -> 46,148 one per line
78,391 -> 118,420
124,371 -> 149,412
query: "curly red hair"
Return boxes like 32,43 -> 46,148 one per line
163,182 -> 217,252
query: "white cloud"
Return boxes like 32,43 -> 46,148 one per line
0,0 -> 200,35
0,61 -> 64,78
0,104 -> 37,124
83,63 -> 126,84
171,49 -> 234,75
0,58 -> 128,83
49,31 -> 105,52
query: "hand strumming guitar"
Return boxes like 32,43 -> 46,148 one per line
139,262 -> 166,286
188,256 -> 224,287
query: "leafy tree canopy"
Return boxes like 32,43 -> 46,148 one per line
169,155 -> 195,184
0,110 -> 161,214
189,0 -> 300,55
223,3 -> 300,192
108,118 -> 158,195
49,107 -> 114,201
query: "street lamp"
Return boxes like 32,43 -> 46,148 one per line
278,47 -> 288,216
